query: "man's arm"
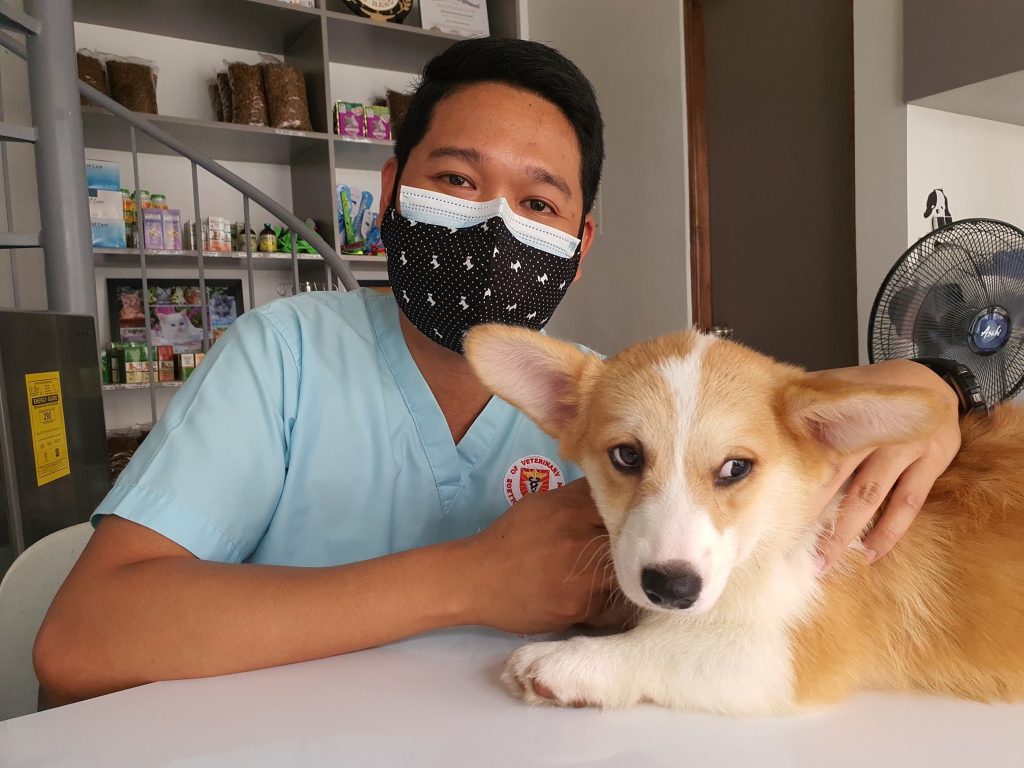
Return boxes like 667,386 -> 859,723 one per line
34,479 -> 609,705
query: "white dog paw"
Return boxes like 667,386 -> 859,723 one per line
501,638 -> 635,709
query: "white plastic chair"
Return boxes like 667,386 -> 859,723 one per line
0,523 -> 93,721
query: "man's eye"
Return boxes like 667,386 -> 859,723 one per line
526,199 -> 550,213
446,174 -> 469,187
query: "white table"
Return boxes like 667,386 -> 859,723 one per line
2,627 -> 1023,767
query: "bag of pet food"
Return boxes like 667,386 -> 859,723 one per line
261,57 -> 312,131
226,61 -> 268,126
215,71 -> 233,123
77,49 -> 108,105
105,54 -> 159,114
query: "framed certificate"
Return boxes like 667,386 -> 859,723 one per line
420,0 -> 490,38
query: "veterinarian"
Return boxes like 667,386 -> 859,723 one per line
35,38 -> 962,705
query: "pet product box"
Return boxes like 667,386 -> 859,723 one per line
334,101 -> 365,138
364,105 -> 391,141
161,210 -> 182,251
142,208 -> 165,250
85,158 -> 120,191
86,159 -> 126,248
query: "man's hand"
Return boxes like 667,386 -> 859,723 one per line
461,478 -> 615,634
811,359 -> 961,569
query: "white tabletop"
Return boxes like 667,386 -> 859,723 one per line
2,627 -> 1023,767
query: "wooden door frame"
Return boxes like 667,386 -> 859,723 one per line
683,0 -> 713,330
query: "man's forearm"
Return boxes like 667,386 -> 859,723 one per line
35,534 -> 482,705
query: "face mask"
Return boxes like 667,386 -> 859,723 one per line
381,185 -> 582,354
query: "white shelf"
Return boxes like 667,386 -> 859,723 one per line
94,247 -> 324,270
103,382 -> 183,391
338,252 -> 386,263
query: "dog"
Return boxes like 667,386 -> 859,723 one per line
464,324 -> 1024,714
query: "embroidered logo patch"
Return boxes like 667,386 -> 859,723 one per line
504,455 -> 565,505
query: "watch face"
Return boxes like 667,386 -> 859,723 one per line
341,0 -> 412,22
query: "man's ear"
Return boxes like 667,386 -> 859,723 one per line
379,157 -> 398,212
464,324 -> 601,438
784,377 -> 946,454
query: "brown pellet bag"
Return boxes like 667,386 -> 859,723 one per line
262,62 -> 312,131
77,50 -> 108,105
227,62 -> 268,126
107,58 -> 158,114
216,72 -> 233,124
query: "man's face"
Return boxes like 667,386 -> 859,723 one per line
381,82 -> 595,250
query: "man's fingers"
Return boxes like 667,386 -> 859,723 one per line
819,450 -> 909,569
861,461 -> 932,562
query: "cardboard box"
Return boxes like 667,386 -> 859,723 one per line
162,210 -> 182,250
142,208 -> 165,250
85,158 -> 121,191
157,345 -> 175,382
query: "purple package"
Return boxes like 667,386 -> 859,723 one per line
365,105 -> 391,141
142,208 -> 165,250
334,102 -> 365,138
162,209 -> 182,250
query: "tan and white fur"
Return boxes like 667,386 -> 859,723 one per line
464,325 -> 1024,714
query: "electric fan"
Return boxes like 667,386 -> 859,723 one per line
868,218 -> 1024,406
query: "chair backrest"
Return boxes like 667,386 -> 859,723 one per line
0,522 -> 93,721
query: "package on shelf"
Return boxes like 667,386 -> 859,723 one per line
184,216 -> 232,252
162,210 -> 182,250
334,102 -> 365,138
86,158 -> 126,248
365,105 -> 391,141
142,208 -> 165,249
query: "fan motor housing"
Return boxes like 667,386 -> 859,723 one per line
969,307 -> 1011,355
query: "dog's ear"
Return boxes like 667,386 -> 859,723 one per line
783,377 -> 946,454
464,324 -> 600,437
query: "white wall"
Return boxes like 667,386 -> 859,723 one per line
526,0 -> 690,355
854,0 -> 908,363
906,105 -> 1024,243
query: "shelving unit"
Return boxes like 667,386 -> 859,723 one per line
73,0 -> 522,429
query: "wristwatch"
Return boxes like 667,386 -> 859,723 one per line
910,358 -> 989,417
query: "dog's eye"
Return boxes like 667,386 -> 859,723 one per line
717,459 -> 752,483
610,444 -> 643,472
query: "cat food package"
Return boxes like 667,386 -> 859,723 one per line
105,55 -> 159,114
123,344 -> 149,385
334,101 -> 364,138
364,105 -> 391,141
227,61 -> 268,126
77,49 -> 108,105
261,58 -> 312,131
176,353 -> 196,381
157,345 -> 175,382
142,208 -> 165,250
162,210 -> 182,250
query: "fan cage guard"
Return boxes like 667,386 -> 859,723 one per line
868,218 -> 1024,405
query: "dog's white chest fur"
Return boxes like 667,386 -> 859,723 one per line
503,551 -> 821,714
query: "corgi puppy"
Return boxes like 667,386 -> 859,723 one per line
464,325 -> 1024,714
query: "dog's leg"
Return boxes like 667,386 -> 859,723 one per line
502,614 -> 795,714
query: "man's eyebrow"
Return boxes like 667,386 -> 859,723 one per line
525,165 -> 572,198
427,146 -> 484,163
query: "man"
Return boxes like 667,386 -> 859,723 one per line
35,39 -> 960,705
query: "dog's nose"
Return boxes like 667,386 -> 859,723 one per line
641,561 -> 702,609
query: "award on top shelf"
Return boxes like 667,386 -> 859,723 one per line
420,0 -> 490,38
341,0 -> 413,23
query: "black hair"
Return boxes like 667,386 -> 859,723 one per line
394,38 -> 604,215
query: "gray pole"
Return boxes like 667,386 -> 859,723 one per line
25,0 -> 96,319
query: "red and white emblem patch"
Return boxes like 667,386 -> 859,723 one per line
504,455 -> 565,505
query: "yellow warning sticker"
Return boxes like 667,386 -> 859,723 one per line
25,371 -> 71,486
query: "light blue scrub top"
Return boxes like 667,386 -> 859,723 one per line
92,289 -> 583,566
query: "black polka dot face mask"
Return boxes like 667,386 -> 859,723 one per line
381,186 -> 582,354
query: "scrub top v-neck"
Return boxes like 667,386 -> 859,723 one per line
93,289 -> 584,567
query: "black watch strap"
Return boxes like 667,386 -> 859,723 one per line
910,357 -> 988,417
